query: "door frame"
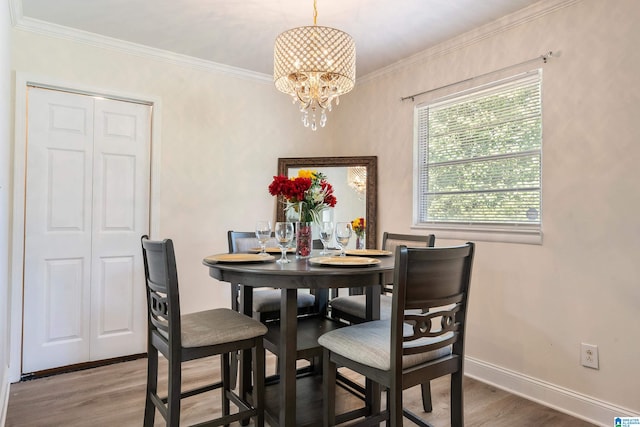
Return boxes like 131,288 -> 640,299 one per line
9,72 -> 162,382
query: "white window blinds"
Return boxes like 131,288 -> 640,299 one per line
414,70 -> 542,231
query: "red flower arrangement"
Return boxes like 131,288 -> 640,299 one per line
268,170 -> 337,223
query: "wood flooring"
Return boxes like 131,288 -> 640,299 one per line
6,354 -> 595,426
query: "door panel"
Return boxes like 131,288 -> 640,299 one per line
44,258 -> 85,342
48,149 -> 87,230
97,256 -> 135,335
101,154 -> 136,230
23,88 -> 150,373
23,88 -> 94,373
90,98 -> 149,359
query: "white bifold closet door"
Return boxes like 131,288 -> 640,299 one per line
22,87 -> 151,373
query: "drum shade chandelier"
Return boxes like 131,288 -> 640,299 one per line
274,0 -> 356,131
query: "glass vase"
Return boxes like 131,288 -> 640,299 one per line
356,232 -> 366,250
296,222 -> 313,259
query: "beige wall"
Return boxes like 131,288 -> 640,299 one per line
332,0 -> 640,418
10,30 -> 336,315
6,0 -> 639,423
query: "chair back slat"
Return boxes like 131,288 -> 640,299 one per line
228,230 -> 282,253
229,231 -> 258,253
237,237 -> 260,252
141,235 -> 181,345
381,233 -> 435,295
149,292 -> 170,334
404,256 -> 468,308
390,243 -> 474,362
404,303 -> 461,341
382,232 -> 435,252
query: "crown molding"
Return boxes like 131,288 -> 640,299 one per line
358,0 -> 580,84
11,8 -> 273,83
10,0 -> 579,85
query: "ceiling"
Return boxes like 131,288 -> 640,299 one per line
16,0 -> 540,78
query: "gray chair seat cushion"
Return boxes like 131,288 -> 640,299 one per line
329,294 -> 393,319
180,308 -> 268,348
318,319 -> 452,371
252,289 -> 315,313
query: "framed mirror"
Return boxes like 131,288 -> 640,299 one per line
276,156 -> 377,249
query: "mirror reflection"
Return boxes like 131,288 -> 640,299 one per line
287,166 -> 365,226
276,157 -> 377,249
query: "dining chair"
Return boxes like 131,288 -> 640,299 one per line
228,230 -> 317,322
319,243 -> 475,427
328,232 -> 437,412
141,235 -> 267,427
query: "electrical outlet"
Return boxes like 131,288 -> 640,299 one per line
581,343 -> 599,369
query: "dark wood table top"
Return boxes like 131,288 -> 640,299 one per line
203,251 -> 395,289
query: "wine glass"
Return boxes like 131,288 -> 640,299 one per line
274,222 -> 294,264
319,221 -> 334,255
255,220 -> 272,255
334,222 -> 353,257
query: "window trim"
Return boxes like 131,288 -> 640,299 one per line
412,70 -> 543,245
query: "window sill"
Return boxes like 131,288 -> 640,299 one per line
411,224 -> 542,245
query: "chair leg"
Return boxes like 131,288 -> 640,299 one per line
450,370 -> 464,427
230,283 -> 243,391
322,349 -> 336,427
310,355 -> 322,374
385,390 -> 391,427
253,340 -> 265,427
239,347 -> 253,408
365,379 -> 381,416
222,353 -> 231,422
167,355 -> 182,426
421,382 -> 433,412
229,350 -> 239,390
144,347 -> 158,427
388,384 -> 403,427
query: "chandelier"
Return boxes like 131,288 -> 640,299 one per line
348,166 -> 367,195
274,0 -> 356,131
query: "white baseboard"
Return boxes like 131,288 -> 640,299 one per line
465,356 -> 639,427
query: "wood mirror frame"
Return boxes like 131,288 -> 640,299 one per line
276,156 -> 377,249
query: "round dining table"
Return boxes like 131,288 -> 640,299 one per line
203,251 -> 395,427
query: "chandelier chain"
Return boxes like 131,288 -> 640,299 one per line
313,0 -> 317,25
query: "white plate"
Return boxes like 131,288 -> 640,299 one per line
205,253 -> 275,263
308,256 -> 381,267
345,249 -> 393,257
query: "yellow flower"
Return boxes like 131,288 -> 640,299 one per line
297,169 -> 317,179
351,217 -> 366,234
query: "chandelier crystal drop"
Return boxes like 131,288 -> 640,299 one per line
274,1 -> 356,131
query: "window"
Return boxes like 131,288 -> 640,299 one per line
414,70 -> 542,242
